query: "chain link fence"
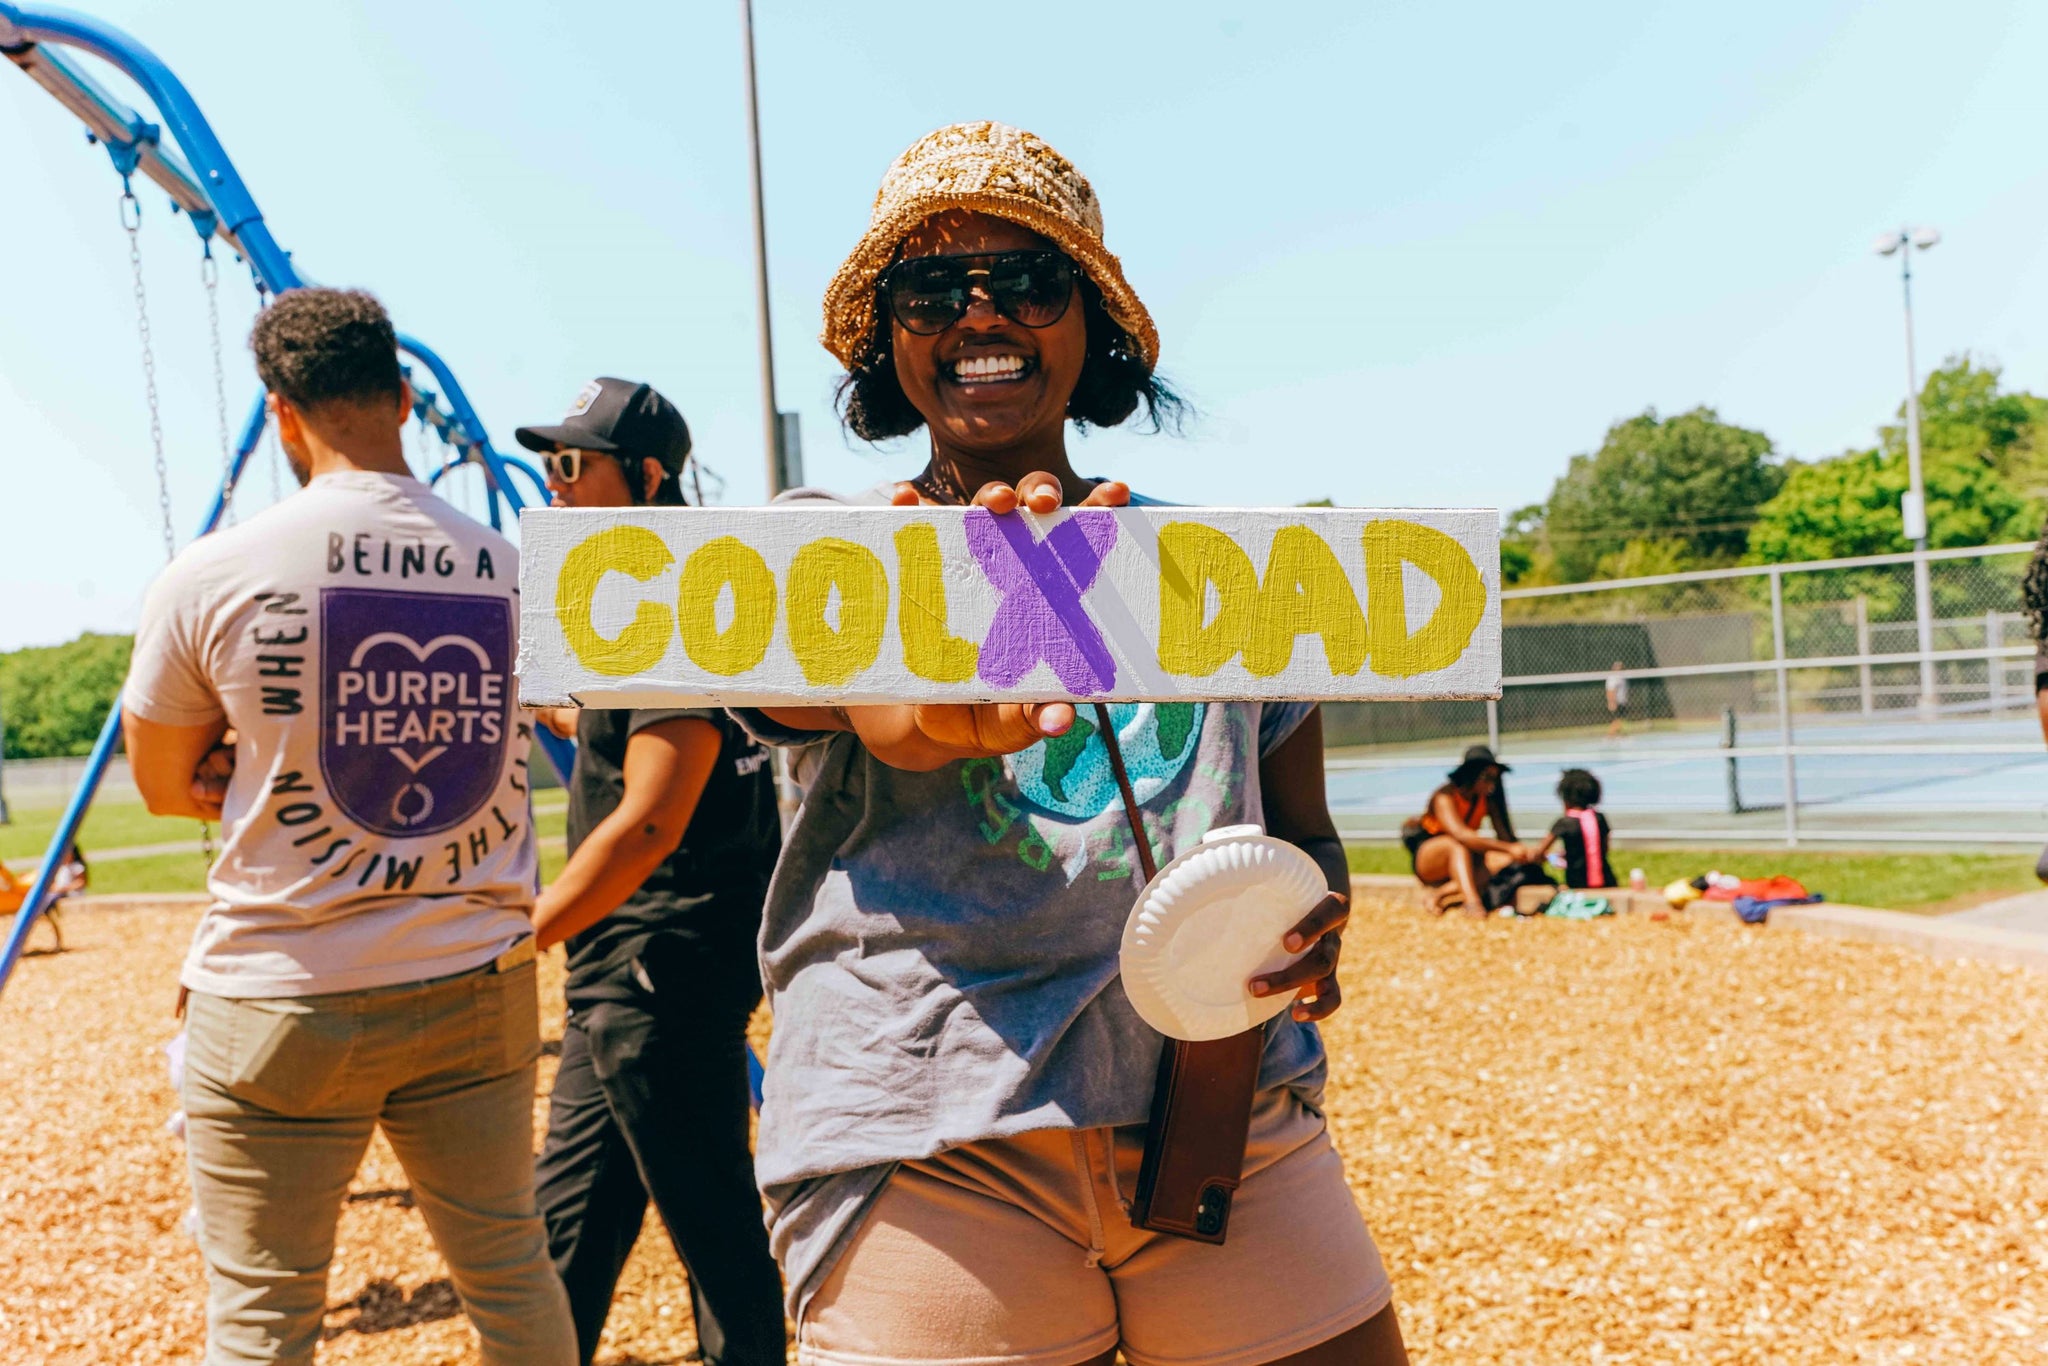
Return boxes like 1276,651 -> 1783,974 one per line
1323,542 -> 2048,847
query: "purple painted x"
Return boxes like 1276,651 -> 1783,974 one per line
964,508 -> 1121,696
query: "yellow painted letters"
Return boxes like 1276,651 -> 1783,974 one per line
1157,523 -> 1258,676
787,537 -> 889,687
893,524 -> 979,683
1245,525 -> 1367,677
677,536 -> 777,676
556,525 -> 675,676
1361,520 -> 1485,678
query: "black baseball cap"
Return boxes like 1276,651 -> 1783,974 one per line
515,377 -> 692,474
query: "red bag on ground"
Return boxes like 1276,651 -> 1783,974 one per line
1701,875 -> 1811,903
1734,876 -> 1809,903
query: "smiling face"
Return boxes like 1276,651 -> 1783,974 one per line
889,210 -> 1088,459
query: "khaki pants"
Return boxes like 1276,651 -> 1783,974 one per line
801,1090 -> 1392,1366
180,958 -> 576,1365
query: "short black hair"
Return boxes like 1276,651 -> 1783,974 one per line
250,288 -> 403,412
836,274 -> 1185,441
1557,768 -> 1602,809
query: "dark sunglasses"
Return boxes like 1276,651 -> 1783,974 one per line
878,250 -> 1078,335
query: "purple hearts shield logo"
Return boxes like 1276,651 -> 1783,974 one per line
320,588 -> 513,838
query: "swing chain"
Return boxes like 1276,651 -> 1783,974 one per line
122,179 -> 175,563
268,410 -> 283,503
202,243 -> 236,526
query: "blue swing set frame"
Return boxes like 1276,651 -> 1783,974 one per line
0,2 -> 585,999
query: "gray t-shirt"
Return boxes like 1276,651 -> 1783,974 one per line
733,484 -> 1327,1316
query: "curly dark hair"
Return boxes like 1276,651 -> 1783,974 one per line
1557,768 -> 1602,809
250,287 -> 403,412
836,273 -> 1185,442
2025,521 -> 2048,643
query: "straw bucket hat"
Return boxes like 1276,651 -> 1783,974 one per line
820,121 -> 1160,372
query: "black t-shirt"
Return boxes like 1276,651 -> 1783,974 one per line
1548,811 -> 1616,890
564,707 -> 781,979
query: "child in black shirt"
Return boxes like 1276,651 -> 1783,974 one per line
1536,768 -> 1616,890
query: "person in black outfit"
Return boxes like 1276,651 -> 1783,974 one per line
518,379 -> 786,1365
1534,768 -> 1616,890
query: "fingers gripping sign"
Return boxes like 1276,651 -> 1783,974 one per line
888,700 -> 1076,764
852,470 -> 1130,767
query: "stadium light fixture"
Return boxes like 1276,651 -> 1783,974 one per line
1872,224 -> 1942,714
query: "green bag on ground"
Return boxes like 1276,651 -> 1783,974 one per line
1545,891 -> 1613,920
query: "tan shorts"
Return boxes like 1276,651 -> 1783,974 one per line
801,1090 -> 1393,1366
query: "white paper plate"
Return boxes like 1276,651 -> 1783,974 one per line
1119,824 -> 1326,1042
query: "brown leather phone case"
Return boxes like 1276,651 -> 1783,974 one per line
1089,702 -> 1268,1246
1129,1028 -> 1265,1243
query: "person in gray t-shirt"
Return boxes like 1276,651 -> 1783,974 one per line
734,122 -> 1410,1365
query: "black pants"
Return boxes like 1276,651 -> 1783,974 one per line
535,942 -> 785,1365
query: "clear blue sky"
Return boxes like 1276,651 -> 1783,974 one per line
5,0 -> 2048,650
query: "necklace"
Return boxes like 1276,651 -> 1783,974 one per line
910,467 -> 973,506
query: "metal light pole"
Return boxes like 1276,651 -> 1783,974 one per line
739,0 -> 788,496
1874,226 -> 1940,716
739,0 -> 803,842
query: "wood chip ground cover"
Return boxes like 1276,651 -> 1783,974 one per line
2,899 -> 2044,1363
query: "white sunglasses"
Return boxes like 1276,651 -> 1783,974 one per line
543,447 -> 621,484
544,446 -> 622,483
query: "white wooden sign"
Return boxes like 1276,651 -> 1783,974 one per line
516,506 -> 1501,708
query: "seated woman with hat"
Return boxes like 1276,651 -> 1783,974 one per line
1402,745 -> 1533,915
739,123 -> 1408,1365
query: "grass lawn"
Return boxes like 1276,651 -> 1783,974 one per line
6,794 -> 570,895
73,849 -> 217,897
0,801 -> 203,861
18,793 -> 2032,912
1348,842 -> 2040,913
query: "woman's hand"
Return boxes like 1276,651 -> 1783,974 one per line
847,471 -> 1131,771
1249,891 -> 1349,1023
890,471 -> 1131,511
842,701 -> 1077,772
1504,842 -> 1535,863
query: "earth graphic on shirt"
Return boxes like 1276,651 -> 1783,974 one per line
1008,702 -> 1204,819
319,587 -> 512,838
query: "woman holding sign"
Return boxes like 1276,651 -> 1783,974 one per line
739,123 -> 1407,1365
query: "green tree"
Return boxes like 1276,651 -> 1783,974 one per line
1746,448 -> 2039,610
0,633 -> 132,759
1879,354 -> 2046,481
1498,503 -> 1550,587
1593,538 -> 1693,581
1544,407 -> 1783,581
